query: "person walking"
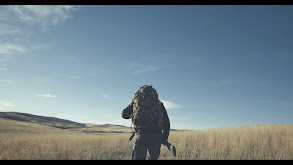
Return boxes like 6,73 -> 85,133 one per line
122,85 -> 170,160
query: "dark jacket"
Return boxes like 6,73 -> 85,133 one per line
122,100 -> 170,141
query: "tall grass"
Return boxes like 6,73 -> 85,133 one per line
161,125 -> 293,160
0,133 -> 132,160
0,125 -> 292,160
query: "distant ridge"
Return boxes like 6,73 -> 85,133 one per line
0,112 -> 86,129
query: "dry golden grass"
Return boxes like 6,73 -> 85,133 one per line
161,125 -> 293,160
0,133 -> 132,160
0,118 -> 293,160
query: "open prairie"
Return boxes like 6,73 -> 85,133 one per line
0,116 -> 293,160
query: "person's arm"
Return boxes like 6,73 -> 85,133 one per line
121,101 -> 134,119
161,103 -> 170,142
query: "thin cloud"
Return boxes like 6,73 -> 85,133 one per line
6,5 -> 79,30
0,67 -> 8,71
103,95 -> 112,99
135,65 -> 160,73
0,101 -> 15,107
0,42 -> 28,55
0,23 -> 21,36
36,94 -> 57,98
0,6 -> 79,63
0,42 -> 29,61
160,99 -> 182,110
169,116 -> 192,121
0,79 -> 14,84
31,43 -> 50,50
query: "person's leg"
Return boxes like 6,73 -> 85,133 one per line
147,142 -> 161,160
146,132 -> 162,160
132,136 -> 147,160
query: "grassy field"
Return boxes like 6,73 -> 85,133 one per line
0,118 -> 293,160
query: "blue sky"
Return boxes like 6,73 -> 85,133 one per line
1,5 -> 293,129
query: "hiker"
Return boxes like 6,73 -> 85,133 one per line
122,85 -> 170,160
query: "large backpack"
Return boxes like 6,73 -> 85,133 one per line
132,85 -> 163,129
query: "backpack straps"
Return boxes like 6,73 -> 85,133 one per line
129,132 -> 135,141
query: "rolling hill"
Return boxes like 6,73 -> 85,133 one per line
0,112 -> 132,134
0,112 -> 86,129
